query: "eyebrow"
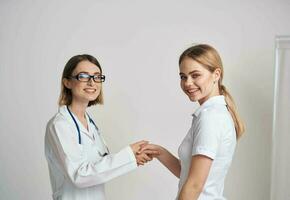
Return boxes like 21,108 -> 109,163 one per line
179,70 -> 201,75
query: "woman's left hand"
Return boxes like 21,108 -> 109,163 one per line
136,149 -> 160,165
130,140 -> 160,165
130,140 -> 149,154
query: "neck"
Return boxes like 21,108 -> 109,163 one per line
198,86 -> 220,105
69,100 -> 88,120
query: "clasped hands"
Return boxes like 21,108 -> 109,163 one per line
130,141 -> 160,166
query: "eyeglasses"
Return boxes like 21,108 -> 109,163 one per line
70,73 -> 106,83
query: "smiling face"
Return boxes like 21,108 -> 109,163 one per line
64,60 -> 102,106
179,57 -> 221,105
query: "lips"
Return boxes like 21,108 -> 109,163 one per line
83,88 -> 97,93
186,88 -> 199,95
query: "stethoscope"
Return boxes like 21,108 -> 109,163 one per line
67,105 -> 109,157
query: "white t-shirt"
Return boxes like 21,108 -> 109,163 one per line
177,95 -> 237,200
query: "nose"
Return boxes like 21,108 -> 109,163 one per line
184,77 -> 194,88
87,77 -> 95,86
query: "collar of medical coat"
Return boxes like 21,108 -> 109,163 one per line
192,95 -> 227,117
58,105 -> 92,134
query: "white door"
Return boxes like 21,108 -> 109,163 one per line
271,36 -> 290,200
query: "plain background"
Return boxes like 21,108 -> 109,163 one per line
0,0 -> 290,199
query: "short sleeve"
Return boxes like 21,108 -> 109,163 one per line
191,111 -> 222,160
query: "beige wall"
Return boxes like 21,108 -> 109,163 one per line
1,0 -> 290,199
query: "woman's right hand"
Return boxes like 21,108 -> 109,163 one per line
130,140 -> 149,154
139,144 -> 163,158
130,141 -> 160,166
140,144 -> 181,178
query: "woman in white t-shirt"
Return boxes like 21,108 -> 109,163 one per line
142,44 -> 245,200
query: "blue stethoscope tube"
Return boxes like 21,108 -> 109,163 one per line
66,106 -> 109,156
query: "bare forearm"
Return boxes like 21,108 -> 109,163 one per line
178,155 -> 211,200
157,147 -> 181,178
178,182 -> 202,200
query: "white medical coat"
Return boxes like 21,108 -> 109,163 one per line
45,106 -> 137,200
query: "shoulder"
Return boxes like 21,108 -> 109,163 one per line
194,105 -> 233,133
197,106 -> 222,122
199,104 -> 231,120
47,112 -> 66,126
46,111 -> 71,134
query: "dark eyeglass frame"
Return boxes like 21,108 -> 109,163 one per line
69,73 -> 106,83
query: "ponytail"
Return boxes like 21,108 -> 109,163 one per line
220,84 -> 245,139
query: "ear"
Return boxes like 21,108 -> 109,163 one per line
63,78 -> 72,89
213,68 -> 221,82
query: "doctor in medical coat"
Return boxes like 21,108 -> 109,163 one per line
45,54 -> 157,200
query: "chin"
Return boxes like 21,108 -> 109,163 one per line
88,97 -> 99,101
83,95 -> 97,101
188,96 -> 198,102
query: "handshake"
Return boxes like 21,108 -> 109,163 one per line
130,140 -> 161,166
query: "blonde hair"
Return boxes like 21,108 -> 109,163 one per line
179,44 -> 245,139
58,54 -> 104,107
